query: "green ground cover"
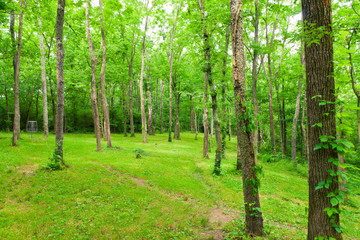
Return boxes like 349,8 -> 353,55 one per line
0,132 -> 359,239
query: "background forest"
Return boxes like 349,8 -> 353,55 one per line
0,0 -> 360,239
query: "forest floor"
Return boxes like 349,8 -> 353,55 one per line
0,132 -> 359,239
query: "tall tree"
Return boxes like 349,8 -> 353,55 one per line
230,0 -> 264,236
167,0 -> 182,142
99,0 -> 112,148
37,1 -> 49,137
11,0 -> 25,146
85,1 -> 102,151
55,0 -> 66,164
302,0 -> 341,239
291,51 -> 304,165
198,0 -> 210,159
127,31 -> 136,137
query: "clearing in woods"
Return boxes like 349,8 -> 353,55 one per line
0,132 -> 359,239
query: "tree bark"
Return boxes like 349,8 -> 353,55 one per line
231,0 -> 264,236
85,1 -> 102,151
190,95 -> 195,133
12,0 -> 25,146
99,0 -> 112,147
168,1 -> 182,142
302,0 -> 341,238
55,0 -> 66,164
291,73 -> 303,166
198,0 -> 209,159
160,80 -> 164,134
37,1 -> 49,137
147,80 -> 154,135
173,79 -> 181,140
123,90 -> 128,136
154,79 -> 159,132
140,11 -> 149,143
127,31 -> 136,137
252,0 -> 260,154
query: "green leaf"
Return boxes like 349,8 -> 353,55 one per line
330,198 -> 339,206
314,143 -> 323,150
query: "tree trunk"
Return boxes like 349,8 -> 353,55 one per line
190,95 -> 194,133
194,110 -> 198,140
37,1 -> 49,137
198,0 -> 209,158
209,74 -> 223,175
86,2 -> 102,151
12,0 -> 25,146
123,90 -> 128,136
127,31 -> 136,137
275,81 -> 285,157
147,82 -> 154,135
140,13 -> 149,143
99,0 -> 112,148
160,80 -> 164,134
4,80 -> 10,132
49,79 -> 56,133
231,0 -> 264,236
174,89 -> 180,140
252,0 -> 260,154
167,1 -> 182,142
302,0 -> 341,238
300,93 -> 307,160
154,79 -> 159,132
228,106 -> 232,141
55,0 -> 66,164
291,74 -> 303,166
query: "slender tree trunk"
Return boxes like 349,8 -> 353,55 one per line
174,88 -> 181,140
291,75 -> 303,166
4,80 -> 10,132
49,79 -> 56,132
252,0 -> 260,154
160,80 -> 164,134
194,110 -> 198,140
231,0 -> 264,236
140,13 -> 149,143
127,31 -> 136,137
302,0 -> 341,238
147,82 -> 154,135
123,90 -> 128,136
167,1 -> 182,142
300,93 -> 307,160
55,0 -> 66,164
190,95 -> 194,133
85,2 -> 101,151
209,77 -> 223,175
154,79 -> 159,132
275,81 -> 285,157
99,0 -> 111,147
12,0 -> 25,146
228,106 -> 232,141
198,0 -> 209,158
37,1 -> 49,137
220,26 -> 230,159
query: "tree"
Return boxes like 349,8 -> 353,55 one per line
167,0 -> 182,142
55,0 -> 66,164
37,0 -> 48,138
301,0 -> 342,239
99,0 -> 112,148
230,0 -> 264,236
85,1 -> 102,151
12,0 -> 25,146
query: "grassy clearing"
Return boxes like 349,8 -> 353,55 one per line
0,132 -> 359,239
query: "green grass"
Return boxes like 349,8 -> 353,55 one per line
0,132 -> 359,239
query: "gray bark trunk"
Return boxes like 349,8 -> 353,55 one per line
86,2 -> 102,151
99,0 -> 112,147
55,0 -> 66,164
37,1 -> 49,137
